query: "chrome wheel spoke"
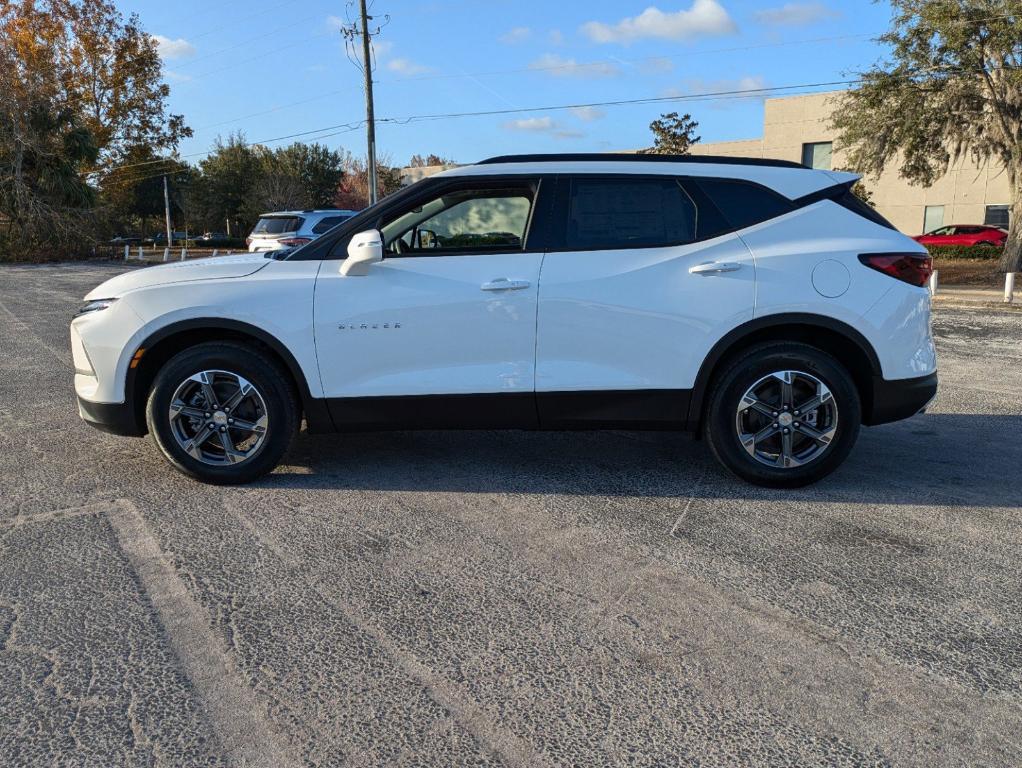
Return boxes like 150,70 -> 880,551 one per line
230,414 -> 267,435
190,371 -> 219,409
169,401 -> 207,420
794,421 -> 836,446
221,377 -> 253,412
216,430 -> 245,463
739,395 -> 775,419
182,425 -> 217,458
780,429 -> 795,467
740,423 -> 780,457
773,371 -> 794,408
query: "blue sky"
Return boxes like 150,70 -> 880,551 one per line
121,0 -> 896,166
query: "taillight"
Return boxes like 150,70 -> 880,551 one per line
858,252 -> 933,287
279,237 -> 312,248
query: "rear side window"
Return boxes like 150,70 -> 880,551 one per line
832,187 -> 896,230
252,216 -> 303,235
690,178 -> 795,231
311,215 -> 350,234
565,178 -> 697,250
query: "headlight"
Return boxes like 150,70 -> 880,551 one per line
74,298 -> 117,318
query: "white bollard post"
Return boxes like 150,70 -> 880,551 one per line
124,244 -> 129,261
163,247 -> 169,262
211,249 -> 219,258
1005,272 -> 1016,304
137,245 -> 143,261
928,269 -> 939,297
180,247 -> 187,261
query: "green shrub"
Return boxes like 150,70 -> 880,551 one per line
924,244 -> 1002,260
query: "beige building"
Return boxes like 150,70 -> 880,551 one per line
399,91 -> 1013,236
691,91 -> 1012,236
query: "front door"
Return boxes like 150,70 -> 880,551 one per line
313,176 -> 546,428
535,174 -> 757,428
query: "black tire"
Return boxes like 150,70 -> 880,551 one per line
145,341 -> 300,484
703,342 -> 861,488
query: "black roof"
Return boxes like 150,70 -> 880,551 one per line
477,153 -> 805,170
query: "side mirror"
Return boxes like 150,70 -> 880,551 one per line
340,229 -> 383,276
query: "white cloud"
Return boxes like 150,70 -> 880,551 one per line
662,75 -> 770,106
500,26 -> 531,44
163,70 -> 192,83
387,57 -> 433,75
582,0 -> 736,44
570,106 -> 605,122
503,117 -> 585,140
663,74 -> 769,97
505,117 -> 557,132
754,2 -> 840,26
153,35 -> 196,60
326,15 -> 345,30
529,53 -> 620,78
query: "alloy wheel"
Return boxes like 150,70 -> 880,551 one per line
167,370 -> 269,466
735,370 -> 838,469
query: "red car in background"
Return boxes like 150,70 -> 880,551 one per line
914,225 -> 1007,247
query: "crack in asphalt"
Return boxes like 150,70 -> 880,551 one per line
105,498 -> 301,768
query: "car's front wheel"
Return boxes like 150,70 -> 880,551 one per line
704,342 -> 861,487
145,341 -> 299,484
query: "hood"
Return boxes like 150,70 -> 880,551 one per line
84,254 -> 271,300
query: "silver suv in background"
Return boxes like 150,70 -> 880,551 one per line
247,209 -> 357,253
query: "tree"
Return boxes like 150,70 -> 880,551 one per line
643,112 -> 701,155
191,133 -> 261,235
831,1 -> 1022,272
0,5 -> 99,258
250,142 -> 345,213
334,152 -> 402,210
408,153 -> 455,167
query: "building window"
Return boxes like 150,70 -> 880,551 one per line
985,204 -> 1010,229
923,205 -> 945,234
801,142 -> 833,170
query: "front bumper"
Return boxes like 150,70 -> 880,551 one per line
865,372 -> 938,426
77,395 -> 145,437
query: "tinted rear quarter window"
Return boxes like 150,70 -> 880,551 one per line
566,177 -> 697,250
311,215 -> 350,234
690,178 -> 795,231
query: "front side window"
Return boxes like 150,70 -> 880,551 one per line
565,178 -> 698,250
382,185 -> 534,255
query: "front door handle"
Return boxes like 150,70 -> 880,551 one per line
481,278 -> 531,291
689,261 -> 742,275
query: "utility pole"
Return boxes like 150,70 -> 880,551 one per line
341,3 -> 387,206
163,175 -> 173,246
358,0 -> 378,205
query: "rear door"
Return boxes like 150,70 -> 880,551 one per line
534,174 -> 756,428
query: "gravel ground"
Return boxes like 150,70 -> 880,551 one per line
1,262 -> 1021,767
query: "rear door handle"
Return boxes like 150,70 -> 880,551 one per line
481,278 -> 531,291
689,261 -> 742,275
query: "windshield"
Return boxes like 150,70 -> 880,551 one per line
252,216 -> 303,235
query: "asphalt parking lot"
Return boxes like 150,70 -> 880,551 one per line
1,261 -> 1021,767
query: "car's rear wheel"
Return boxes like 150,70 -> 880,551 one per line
704,342 -> 861,487
145,341 -> 299,484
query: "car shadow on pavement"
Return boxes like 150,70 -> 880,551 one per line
258,413 -> 1022,508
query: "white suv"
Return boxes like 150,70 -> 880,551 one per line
72,154 -> 937,486
247,209 -> 356,253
